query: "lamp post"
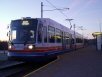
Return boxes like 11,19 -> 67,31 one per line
73,24 -> 76,50
78,26 -> 84,43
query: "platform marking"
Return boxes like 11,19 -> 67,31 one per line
24,56 -> 60,77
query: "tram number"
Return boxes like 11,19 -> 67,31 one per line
30,30 -> 34,38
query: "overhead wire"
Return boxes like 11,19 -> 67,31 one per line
44,0 -> 73,29
45,0 -> 69,19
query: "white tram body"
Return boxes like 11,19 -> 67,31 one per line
8,17 -> 84,61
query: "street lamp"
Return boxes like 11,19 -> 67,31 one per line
73,24 -> 76,50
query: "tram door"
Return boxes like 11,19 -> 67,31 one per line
62,32 -> 71,50
62,32 -> 67,50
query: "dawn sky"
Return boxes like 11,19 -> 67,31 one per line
0,0 -> 102,40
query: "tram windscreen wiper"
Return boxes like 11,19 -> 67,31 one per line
24,40 -> 27,45
11,41 -> 14,45
23,34 -> 29,45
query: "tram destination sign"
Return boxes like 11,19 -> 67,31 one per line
22,20 -> 29,26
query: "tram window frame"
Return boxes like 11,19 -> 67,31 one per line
48,26 -> 55,43
38,23 -> 43,43
71,38 -> 74,44
12,30 -> 16,40
76,38 -> 83,43
65,32 -> 70,44
56,28 -> 62,43
43,26 -> 47,43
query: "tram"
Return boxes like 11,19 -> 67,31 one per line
7,17 -> 84,61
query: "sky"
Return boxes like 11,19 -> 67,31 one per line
0,0 -> 102,41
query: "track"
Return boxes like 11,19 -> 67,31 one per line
0,61 -> 25,77
0,58 -> 57,77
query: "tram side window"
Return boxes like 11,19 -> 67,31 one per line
65,32 -> 70,44
38,23 -> 43,43
48,26 -> 55,43
71,38 -> 74,44
43,26 -> 47,43
76,38 -> 83,43
56,29 -> 62,43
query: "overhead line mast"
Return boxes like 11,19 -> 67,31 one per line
41,2 -> 43,18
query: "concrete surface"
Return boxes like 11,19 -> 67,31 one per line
0,51 -> 8,61
24,45 -> 102,77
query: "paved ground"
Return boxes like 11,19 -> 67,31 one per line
24,45 -> 102,77
0,50 -> 8,61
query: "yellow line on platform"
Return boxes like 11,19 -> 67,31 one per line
24,56 -> 60,77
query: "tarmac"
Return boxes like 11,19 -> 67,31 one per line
0,50 -> 8,61
24,45 -> 102,77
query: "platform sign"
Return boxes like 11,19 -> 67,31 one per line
97,35 -> 102,51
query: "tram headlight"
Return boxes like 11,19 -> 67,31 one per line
28,45 -> 33,49
8,45 -> 12,49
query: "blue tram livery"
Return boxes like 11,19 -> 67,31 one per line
7,17 -> 84,62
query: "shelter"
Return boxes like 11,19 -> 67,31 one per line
92,32 -> 102,51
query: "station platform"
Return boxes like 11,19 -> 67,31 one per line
24,45 -> 102,77
0,50 -> 8,61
